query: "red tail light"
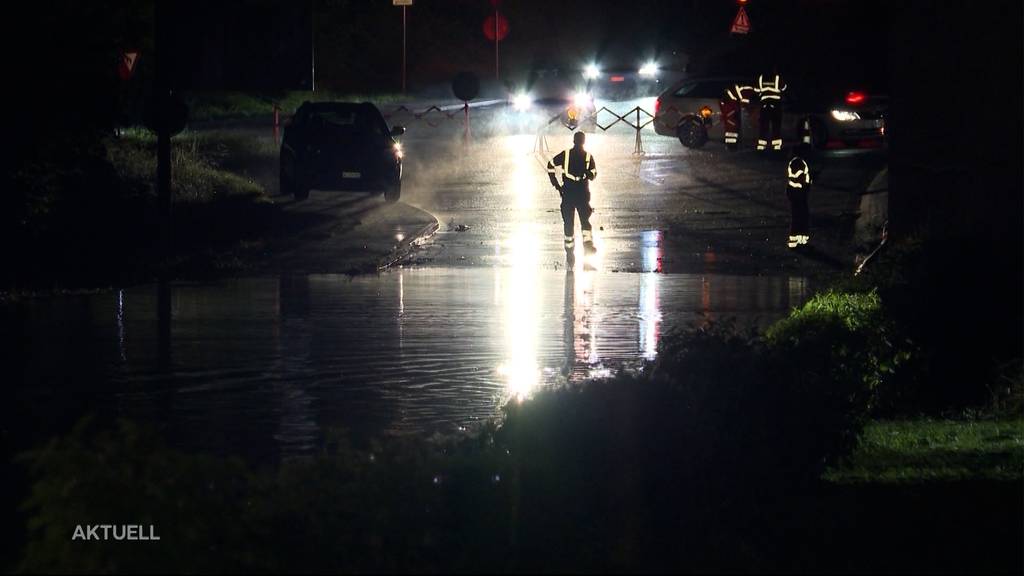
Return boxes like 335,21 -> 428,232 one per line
845,91 -> 866,105
655,98 -> 661,115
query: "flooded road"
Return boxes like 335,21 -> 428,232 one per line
8,267 -> 807,460
4,99 -> 884,464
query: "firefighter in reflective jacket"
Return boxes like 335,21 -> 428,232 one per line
548,131 -> 598,256
756,71 -> 787,151
720,82 -> 753,150
786,127 -> 813,248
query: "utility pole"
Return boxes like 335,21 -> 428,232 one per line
393,0 -> 413,92
495,5 -> 499,82
155,0 -> 171,255
403,4 -> 407,92
311,0 -> 316,91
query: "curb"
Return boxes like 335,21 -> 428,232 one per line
377,210 -> 440,271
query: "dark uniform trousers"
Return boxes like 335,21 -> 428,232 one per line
561,182 -> 592,239
756,74 -> 787,151
786,155 -> 811,247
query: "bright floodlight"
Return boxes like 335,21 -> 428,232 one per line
584,63 -> 600,79
639,61 -> 658,77
513,92 -> 532,111
573,91 -> 592,108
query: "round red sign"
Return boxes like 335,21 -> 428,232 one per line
483,13 -> 509,42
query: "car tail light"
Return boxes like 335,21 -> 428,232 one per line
845,91 -> 866,105
655,98 -> 661,116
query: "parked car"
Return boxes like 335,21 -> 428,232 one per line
653,76 -> 887,150
279,101 -> 405,201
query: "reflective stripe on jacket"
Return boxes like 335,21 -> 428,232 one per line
787,157 -> 811,189
548,148 -> 597,182
725,84 -> 754,103
757,74 -> 788,102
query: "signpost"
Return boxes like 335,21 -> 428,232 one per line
485,0 -> 508,81
730,6 -> 751,34
394,0 -> 413,92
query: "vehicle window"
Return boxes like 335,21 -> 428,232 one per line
674,80 -> 741,99
673,82 -> 697,97
312,110 -> 385,138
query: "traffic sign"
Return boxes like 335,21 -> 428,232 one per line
118,50 -> 139,80
483,12 -> 509,41
393,0 -> 412,5
730,6 -> 750,34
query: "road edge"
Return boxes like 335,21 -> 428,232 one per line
377,205 -> 440,272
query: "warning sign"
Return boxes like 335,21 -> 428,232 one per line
730,7 -> 750,34
118,50 -> 139,80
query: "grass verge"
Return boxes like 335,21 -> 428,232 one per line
184,91 -> 410,121
827,417 -> 1024,483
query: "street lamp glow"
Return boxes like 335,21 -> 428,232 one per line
573,91 -> 593,108
584,63 -> 600,80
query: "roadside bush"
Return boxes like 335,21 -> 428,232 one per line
18,308 -> 913,572
766,290 -> 914,432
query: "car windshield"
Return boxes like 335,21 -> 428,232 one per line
307,106 -> 389,141
673,79 -> 740,99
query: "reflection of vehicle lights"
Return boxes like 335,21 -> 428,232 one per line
512,92 -> 532,111
639,61 -> 658,77
573,91 -> 593,108
393,142 -> 404,159
831,109 -> 861,122
699,106 -> 713,119
583,63 -> 600,80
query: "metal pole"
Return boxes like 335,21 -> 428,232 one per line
155,0 -> 171,255
495,8 -> 499,82
311,0 -> 316,92
402,6 -> 407,93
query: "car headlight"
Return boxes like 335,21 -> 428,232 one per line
393,142 -> 404,159
639,61 -> 658,77
830,109 -> 861,122
573,91 -> 593,108
583,64 -> 600,80
513,92 -> 532,111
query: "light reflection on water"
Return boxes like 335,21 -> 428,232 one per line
11,265 -> 808,461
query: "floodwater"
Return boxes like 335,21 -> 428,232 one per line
8,263 -> 808,462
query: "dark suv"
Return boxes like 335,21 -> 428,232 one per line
280,101 -> 405,201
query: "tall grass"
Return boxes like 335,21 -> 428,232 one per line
185,91 -> 411,121
106,132 -> 266,204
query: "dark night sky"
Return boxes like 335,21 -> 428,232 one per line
157,0 -> 893,92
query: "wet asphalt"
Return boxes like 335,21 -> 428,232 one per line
5,98 -> 886,461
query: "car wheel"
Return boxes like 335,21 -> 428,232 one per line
677,118 -> 707,149
279,153 -> 293,196
806,116 -> 828,150
384,180 -> 401,203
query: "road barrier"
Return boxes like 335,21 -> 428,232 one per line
535,105 -> 659,155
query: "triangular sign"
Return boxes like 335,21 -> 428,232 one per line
118,50 -> 140,80
123,52 -> 138,73
730,6 -> 750,34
